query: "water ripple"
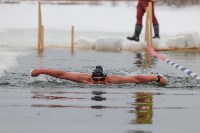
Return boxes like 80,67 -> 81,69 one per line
0,71 -> 200,89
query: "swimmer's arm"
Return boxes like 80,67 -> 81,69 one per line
108,75 -> 167,85
128,75 -> 168,85
31,68 -> 90,83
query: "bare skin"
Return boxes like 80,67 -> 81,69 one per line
31,68 -> 168,85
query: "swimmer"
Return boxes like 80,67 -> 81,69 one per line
31,65 -> 168,85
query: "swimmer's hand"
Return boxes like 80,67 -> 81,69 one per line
157,75 -> 168,85
31,69 -> 40,77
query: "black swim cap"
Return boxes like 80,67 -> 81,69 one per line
92,65 -> 107,78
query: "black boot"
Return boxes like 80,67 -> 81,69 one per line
153,24 -> 160,39
127,24 -> 143,42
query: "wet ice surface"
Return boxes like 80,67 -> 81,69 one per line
0,48 -> 200,133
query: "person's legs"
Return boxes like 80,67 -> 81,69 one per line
136,1 -> 145,25
153,24 -> 160,39
152,2 -> 160,39
127,24 -> 143,41
152,2 -> 158,25
127,2 -> 145,41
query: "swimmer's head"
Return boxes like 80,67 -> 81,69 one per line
92,65 -> 107,81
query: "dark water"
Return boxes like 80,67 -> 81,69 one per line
0,48 -> 200,133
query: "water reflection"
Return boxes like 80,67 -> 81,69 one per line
126,130 -> 151,133
70,49 -> 74,56
130,92 -> 153,124
92,91 -> 106,95
30,89 -> 154,124
31,90 -> 108,109
91,90 -> 107,109
32,94 -> 85,100
37,49 -> 44,58
91,91 -> 106,101
134,53 -> 143,67
91,96 -> 106,101
134,53 -> 156,68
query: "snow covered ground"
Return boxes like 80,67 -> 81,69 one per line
0,2 -> 200,33
0,2 -> 200,51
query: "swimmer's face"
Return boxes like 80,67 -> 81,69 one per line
92,76 -> 106,84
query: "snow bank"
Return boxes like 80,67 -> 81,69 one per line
122,40 -> 145,51
178,32 -> 200,48
95,38 -> 122,51
75,37 -> 95,50
167,36 -> 186,49
152,38 -> 169,50
75,31 -> 200,51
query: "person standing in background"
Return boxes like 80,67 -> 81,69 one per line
127,0 -> 160,41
